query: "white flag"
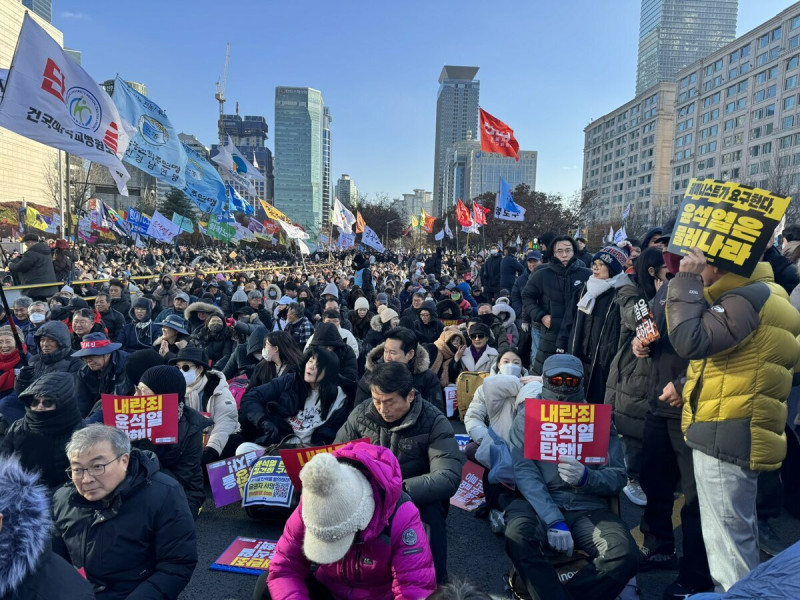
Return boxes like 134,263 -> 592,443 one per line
434,229 -> 445,241
361,225 -> 385,252
297,239 -> 310,255
613,225 -> 628,244
622,204 -> 631,220
444,217 -> 453,239
277,219 -> 310,240
516,234 -> 522,246
332,197 -> 356,232
226,136 -> 265,182
146,210 -> 181,243
0,15 -> 132,194
608,226 -> 614,243
211,142 -> 259,196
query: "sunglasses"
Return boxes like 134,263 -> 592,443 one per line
178,364 -> 196,372
30,398 -> 55,408
470,333 -> 486,340
547,375 -> 582,388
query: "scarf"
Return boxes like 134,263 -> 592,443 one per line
432,339 -> 456,388
469,344 -> 486,363
0,349 -> 20,392
577,272 -> 629,315
185,374 -> 208,413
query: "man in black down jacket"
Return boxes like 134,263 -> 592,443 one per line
500,246 -> 525,292
53,425 -> 197,600
521,236 -> 590,374
481,245 -> 503,301
8,233 -> 58,300
335,361 -> 463,584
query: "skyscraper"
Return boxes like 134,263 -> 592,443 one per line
274,87 -> 324,231
20,0 -> 50,22
636,0 -> 738,95
322,106 -> 332,227
432,66 -> 480,217
210,113 -> 273,201
335,174 -> 358,209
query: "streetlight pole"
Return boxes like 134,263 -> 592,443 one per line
385,218 -> 399,249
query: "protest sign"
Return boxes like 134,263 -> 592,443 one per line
206,448 -> 266,508
524,400 -> 612,465
210,537 -> 278,575
279,438 -> 370,490
450,461 -> 485,512
455,434 -> 471,453
667,178 -> 791,277
241,455 -> 294,508
633,297 -> 660,343
102,393 -> 178,444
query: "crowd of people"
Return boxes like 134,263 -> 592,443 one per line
0,224 -> 799,600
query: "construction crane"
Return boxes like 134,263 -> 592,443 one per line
215,43 -> 230,146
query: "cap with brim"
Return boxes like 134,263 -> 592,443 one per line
542,354 -> 583,378
174,292 -> 190,303
71,333 -> 121,357
158,314 -> 189,336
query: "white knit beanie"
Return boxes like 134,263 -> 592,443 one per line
354,297 -> 370,311
300,452 -> 375,564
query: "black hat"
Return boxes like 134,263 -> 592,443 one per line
468,322 -> 491,339
169,347 -> 211,369
125,349 -> 166,387
21,233 -> 39,243
158,314 -> 189,336
141,365 -> 186,404
308,322 -> 345,348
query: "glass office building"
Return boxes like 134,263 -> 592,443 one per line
322,106 -> 332,227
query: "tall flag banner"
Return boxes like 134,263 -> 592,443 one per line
0,15 -> 132,194
410,215 -> 419,228
455,199 -> 473,227
420,209 -> 435,234
146,210 -> 181,243
25,206 -> 48,231
126,207 -> 151,236
444,217 -> 453,239
248,219 -> 267,239
211,142 -> 257,197
226,136 -> 265,182
207,213 -> 235,243
259,199 -> 287,222
100,202 -> 131,237
622,204 -> 632,220
227,184 -> 254,215
608,226 -> 614,243
479,108 -> 520,161
473,202 -> 488,226
45,212 -> 61,234
402,224 -> 412,236
332,197 -> 356,233
361,225 -> 385,252
78,216 -> 97,242
434,229 -> 445,241
278,219 -> 310,240
112,75 -> 187,188
495,178 -> 526,221
355,211 -> 366,234
171,211 -> 194,234
337,229 -> 355,248
183,143 -> 226,215
613,226 -> 628,244
297,239 -> 310,255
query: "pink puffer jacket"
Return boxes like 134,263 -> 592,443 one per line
267,442 -> 436,600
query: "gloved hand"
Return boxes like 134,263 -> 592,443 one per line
558,455 -> 588,487
14,365 -> 36,395
255,420 -> 279,445
520,322 -> 530,333
201,446 -> 220,465
547,521 -> 574,556
225,317 -> 236,327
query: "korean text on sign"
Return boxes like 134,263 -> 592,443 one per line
450,462 -> 485,512
633,297 -> 660,343
523,399 -> 612,465
206,449 -> 265,508
101,393 -> 179,444
667,178 -> 791,278
210,537 -> 278,575
241,456 -> 295,508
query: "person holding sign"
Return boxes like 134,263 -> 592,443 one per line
52,425 -> 197,600
665,246 -> 800,592
504,354 -> 638,600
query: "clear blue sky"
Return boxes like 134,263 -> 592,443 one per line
53,0 -> 796,202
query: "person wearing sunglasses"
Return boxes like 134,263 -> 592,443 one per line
456,322 -> 498,374
504,353 -> 638,600
52,424 -> 197,600
1,372 -> 84,492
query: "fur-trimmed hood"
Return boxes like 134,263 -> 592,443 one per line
365,342 -> 431,375
369,313 -> 385,332
492,301 -> 517,327
184,301 -> 224,323
265,283 -> 282,300
0,456 -> 50,596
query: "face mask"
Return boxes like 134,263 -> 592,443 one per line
182,368 -> 197,386
208,321 -> 223,333
491,249 -> 498,256
163,280 -> 172,288
499,363 -> 522,377
30,313 -> 46,324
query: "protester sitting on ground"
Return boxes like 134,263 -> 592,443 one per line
153,274 -> 179,309
491,297 -> 519,355
453,322 -> 498,374
221,325 -> 268,380
94,292 -> 126,343
169,347 -> 241,464
239,348 -> 348,450
362,304 -> 400,358
260,443 -> 436,600
412,300 -> 445,345
184,299 -> 224,333
335,361 -> 463,584
119,297 -> 162,353
0,455 -> 95,600
0,326 -> 24,401
356,326 -> 444,412
153,313 -> 191,361
73,332 -> 130,418
52,424 -> 198,600
247,330 -> 304,390
504,353 -> 639,600
349,296 -> 375,341
306,322 -> 359,397
189,311 -> 235,369
22,320 -> 81,386
23,300 -> 48,353
70,307 -> 107,351
11,296 -> 33,338
284,302 -> 315,348
0,372 -> 84,492
429,326 -> 468,388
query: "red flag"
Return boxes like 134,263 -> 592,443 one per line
473,202 -> 488,225
479,108 -> 520,161
423,215 -> 436,234
455,199 -> 473,227
402,224 -> 412,236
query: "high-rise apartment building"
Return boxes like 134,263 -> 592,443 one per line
322,107 -> 332,227
433,66 -> 480,217
274,87 -> 324,231
211,113 -> 274,201
399,189 -> 433,220
335,174 -> 358,209
637,0 -> 738,95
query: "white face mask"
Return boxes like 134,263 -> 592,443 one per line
182,368 -> 197,386
499,363 -> 522,378
30,313 -> 46,324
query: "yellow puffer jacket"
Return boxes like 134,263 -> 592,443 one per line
667,263 -> 800,471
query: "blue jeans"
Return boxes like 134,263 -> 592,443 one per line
529,324 -> 542,369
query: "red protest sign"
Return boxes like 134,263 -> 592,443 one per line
523,400 -> 612,465
210,537 -> 278,575
633,297 -> 660,343
279,438 -> 370,489
450,461 -> 485,512
102,393 -> 179,445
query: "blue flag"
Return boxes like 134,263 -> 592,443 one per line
112,75 -> 187,188
227,184 -> 255,215
126,207 -> 151,236
498,178 -> 522,213
182,143 -> 226,215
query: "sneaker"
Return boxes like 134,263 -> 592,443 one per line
639,546 -> 678,571
758,519 -> 788,557
662,580 -> 713,600
623,479 -> 648,506
489,508 -> 506,534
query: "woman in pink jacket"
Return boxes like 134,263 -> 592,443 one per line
260,442 -> 436,600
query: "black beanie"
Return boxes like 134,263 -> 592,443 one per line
140,365 -> 186,404
125,349 -> 166,387
309,322 -> 345,348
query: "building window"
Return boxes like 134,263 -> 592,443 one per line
784,115 -> 796,129
758,52 -> 768,66
785,95 -> 797,110
760,34 -> 770,48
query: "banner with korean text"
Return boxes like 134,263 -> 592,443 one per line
279,438 -> 370,490
667,178 -> 791,277
206,448 -> 266,508
450,461 -> 485,512
241,455 -> 294,508
210,537 -> 277,575
524,400 -> 612,465
102,393 -> 179,444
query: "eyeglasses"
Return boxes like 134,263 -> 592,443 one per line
546,375 -> 582,388
470,333 -> 486,340
66,454 -> 125,480
29,398 -> 55,409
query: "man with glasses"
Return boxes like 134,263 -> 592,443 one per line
504,354 -> 638,600
53,424 -> 197,600
522,236 -> 591,375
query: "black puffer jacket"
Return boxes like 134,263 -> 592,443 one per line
412,301 -> 444,345
646,283 -> 686,419
98,307 -> 126,343
52,450 -> 198,600
74,350 -> 130,418
522,257 -> 591,373
221,326 -> 268,380
334,397 -> 463,506
8,242 -> 58,298
27,321 -> 82,381
481,254 -> 502,296
0,373 -> 84,491
183,301 -> 224,333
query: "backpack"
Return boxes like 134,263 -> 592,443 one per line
456,371 -> 489,421
227,374 -> 249,408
